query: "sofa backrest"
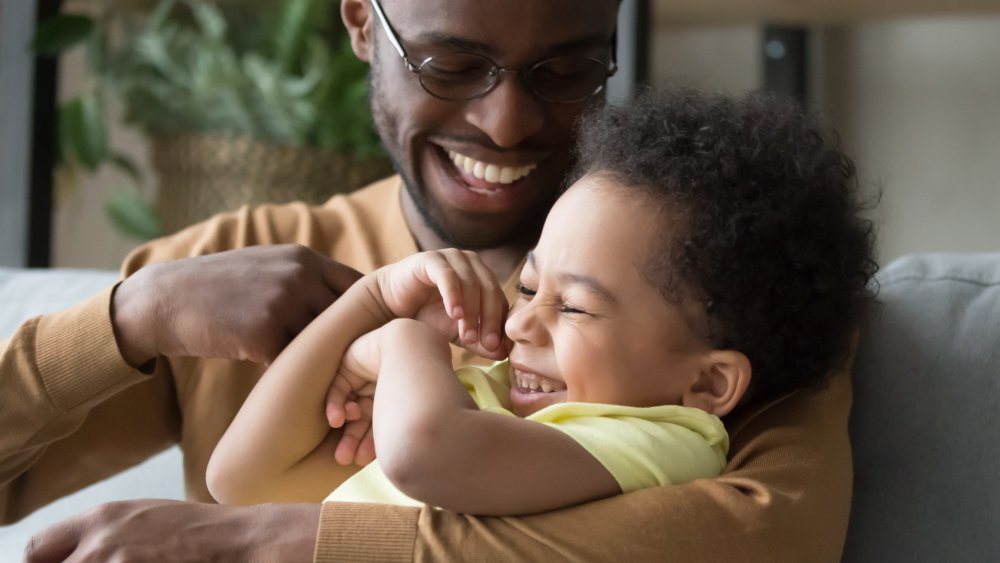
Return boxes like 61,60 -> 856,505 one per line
844,253 -> 1000,562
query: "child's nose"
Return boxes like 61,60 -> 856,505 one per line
505,300 -> 540,344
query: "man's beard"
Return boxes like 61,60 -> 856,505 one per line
367,49 -> 558,250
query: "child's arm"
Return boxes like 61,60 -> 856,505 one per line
371,318 -> 621,516
207,250 -> 507,505
206,274 -> 390,505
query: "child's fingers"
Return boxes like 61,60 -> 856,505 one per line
325,375 -> 357,427
465,253 -> 507,351
354,424 -> 376,466
343,400 -> 362,422
335,413 -> 371,466
442,250 -> 483,344
334,431 -> 359,466
422,252 -> 465,319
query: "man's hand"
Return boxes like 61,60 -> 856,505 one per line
23,500 -> 321,563
113,245 -> 364,367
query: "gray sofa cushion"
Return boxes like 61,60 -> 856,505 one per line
0,267 -> 119,337
844,253 -> 1000,562
0,268 -> 183,558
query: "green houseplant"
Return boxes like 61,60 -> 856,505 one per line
33,0 -> 387,239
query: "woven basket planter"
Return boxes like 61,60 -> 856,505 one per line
151,134 -> 393,234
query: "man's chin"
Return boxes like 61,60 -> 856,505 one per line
403,173 -> 547,251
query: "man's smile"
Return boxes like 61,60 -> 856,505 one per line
447,149 -> 538,191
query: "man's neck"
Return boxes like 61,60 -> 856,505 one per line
401,191 -> 532,282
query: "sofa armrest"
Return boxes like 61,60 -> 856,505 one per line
845,253 -> 1000,561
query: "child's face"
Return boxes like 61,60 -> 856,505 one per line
505,175 -> 713,417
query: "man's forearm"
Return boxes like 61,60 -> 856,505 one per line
0,287 -> 163,524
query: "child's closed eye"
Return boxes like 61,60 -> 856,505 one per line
558,302 -> 588,315
515,282 -> 537,297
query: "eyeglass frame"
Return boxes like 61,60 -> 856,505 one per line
367,0 -> 619,104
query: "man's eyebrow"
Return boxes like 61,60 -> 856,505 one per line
410,31 -> 613,59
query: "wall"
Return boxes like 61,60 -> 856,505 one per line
651,17 -> 1000,264
51,2 -> 148,269
819,18 -> 1000,261
50,15 -> 1000,268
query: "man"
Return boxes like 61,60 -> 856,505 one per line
1,0 -> 853,561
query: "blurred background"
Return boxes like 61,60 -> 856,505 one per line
2,0 -> 999,271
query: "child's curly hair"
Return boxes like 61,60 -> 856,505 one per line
574,88 -> 879,405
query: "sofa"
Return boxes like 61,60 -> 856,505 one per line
1,253 -> 998,561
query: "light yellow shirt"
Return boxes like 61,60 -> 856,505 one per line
325,361 -> 729,507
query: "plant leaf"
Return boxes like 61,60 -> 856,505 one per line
65,91 -> 109,170
106,190 -> 162,241
189,1 -> 227,42
30,14 -> 94,55
110,153 -> 144,184
148,0 -> 179,30
85,24 -> 108,75
59,98 -> 89,167
271,0 -> 325,71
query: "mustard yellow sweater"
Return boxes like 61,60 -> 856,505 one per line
0,177 -> 853,562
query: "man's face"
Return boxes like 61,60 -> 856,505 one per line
362,0 -> 619,250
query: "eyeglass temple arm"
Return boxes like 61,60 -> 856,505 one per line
368,0 -> 416,70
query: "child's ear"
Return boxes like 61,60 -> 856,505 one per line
341,0 -> 374,62
681,351 -> 752,417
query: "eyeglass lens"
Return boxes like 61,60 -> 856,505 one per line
417,53 -> 611,103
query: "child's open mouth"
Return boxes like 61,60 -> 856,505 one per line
510,366 -> 566,394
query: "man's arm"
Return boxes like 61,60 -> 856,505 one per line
0,286 -> 180,525
20,345 -> 851,563
317,371 -> 854,563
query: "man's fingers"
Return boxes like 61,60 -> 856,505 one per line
24,523 -> 78,563
320,259 -> 364,296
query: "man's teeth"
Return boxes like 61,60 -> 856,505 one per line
448,150 -> 537,185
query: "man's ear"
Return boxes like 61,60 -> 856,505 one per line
341,0 -> 374,62
681,350 -> 751,417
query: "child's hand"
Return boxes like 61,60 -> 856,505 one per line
325,330 -> 379,465
375,249 -> 510,359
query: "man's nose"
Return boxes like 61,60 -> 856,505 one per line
463,75 -> 545,148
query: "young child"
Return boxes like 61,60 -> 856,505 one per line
207,88 -> 877,515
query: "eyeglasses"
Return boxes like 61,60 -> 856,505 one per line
368,0 -> 618,104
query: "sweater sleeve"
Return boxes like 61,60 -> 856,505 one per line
313,371 -> 853,563
0,286 -> 180,524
